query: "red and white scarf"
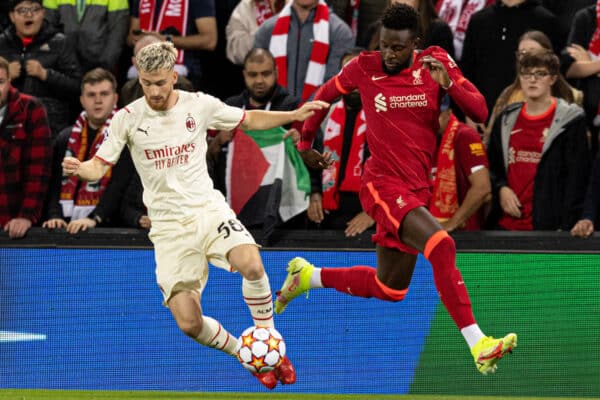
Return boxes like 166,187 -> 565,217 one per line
436,0 -> 491,59
321,100 -> 366,211
60,108 -> 116,220
430,113 -> 459,221
254,0 -> 285,26
139,0 -> 188,64
270,0 -> 330,101
589,1 -> 600,59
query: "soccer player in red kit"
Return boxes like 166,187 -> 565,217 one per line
275,3 -> 517,375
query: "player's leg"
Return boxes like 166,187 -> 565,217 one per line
275,183 -> 421,314
227,243 -> 296,386
400,206 -> 476,329
400,206 -> 517,374
228,244 -> 274,328
274,250 -> 413,315
150,217 -> 276,389
167,290 -> 238,355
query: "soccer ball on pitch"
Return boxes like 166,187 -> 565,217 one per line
236,326 -> 286,374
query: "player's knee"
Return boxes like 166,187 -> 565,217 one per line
238,259 -> 265,280
229,245 -> 264,280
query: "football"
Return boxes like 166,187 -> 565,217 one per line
236,326 -> 286,374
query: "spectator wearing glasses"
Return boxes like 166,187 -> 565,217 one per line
484,30 -> 582,145
487,51 -> 590,231
0,0 -> 81,138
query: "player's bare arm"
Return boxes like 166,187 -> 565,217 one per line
420,55 -> 451,89
241,100 -> 330,131
62,156 -> 110,182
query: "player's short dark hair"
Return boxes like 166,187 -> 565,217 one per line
381,3 -> 419,36
81,68 -> 118,93
243,48 -> 276,70
518,52 -> 559,76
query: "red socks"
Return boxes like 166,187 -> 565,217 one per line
321,266 -> 407,302
424,231 -> 475,329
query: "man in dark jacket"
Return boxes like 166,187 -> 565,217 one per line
207,48 -> 302,243
0,0 -> 81,138
0,56 -> 52,239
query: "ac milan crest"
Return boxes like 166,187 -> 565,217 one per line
186,115 -> 196,132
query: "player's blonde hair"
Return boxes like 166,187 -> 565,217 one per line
136,41 -> 177,73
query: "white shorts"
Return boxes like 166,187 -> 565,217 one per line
148,203 -> 257,305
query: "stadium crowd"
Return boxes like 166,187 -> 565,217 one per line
2,0 -> 600,242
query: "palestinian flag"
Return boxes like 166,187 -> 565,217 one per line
226,126 -> 310,235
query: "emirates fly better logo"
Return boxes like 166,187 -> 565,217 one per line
375,93 -> 387,112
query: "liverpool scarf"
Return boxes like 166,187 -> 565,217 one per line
430,113 -> 459,221
254,0 -> 284,26
269,0 -> 330,101
60,108 -> 116,220
321,100 -> 366,211
138,0 -> 188,64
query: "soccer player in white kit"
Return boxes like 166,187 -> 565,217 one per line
62,42 -> 328,390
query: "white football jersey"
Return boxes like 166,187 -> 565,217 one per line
95,90 -> 245,221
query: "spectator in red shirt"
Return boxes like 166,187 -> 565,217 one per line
487,52 -> 590,230
274,4 -> 517,376
0,55 -> 52,238
430,95 -> 491,231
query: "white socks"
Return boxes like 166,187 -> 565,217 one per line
195,316 -> 238,356
242,274 -> 274,328
310,267 -> 323,288
461,323 -> 485,348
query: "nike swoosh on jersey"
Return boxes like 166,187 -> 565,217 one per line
510,129 -> 522,135
372,75 -> 387,81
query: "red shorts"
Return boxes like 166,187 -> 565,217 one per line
359,178 -> 431,254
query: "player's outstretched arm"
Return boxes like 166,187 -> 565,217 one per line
241,101 -> 329,131
62,156 -> 110,182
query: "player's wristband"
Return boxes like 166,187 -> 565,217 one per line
442,80 -> 453,90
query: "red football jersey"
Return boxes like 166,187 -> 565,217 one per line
301,46 -> 487,192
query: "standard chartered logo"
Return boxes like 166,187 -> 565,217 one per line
375,92 -> 428,112
375,93 -> 387,112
